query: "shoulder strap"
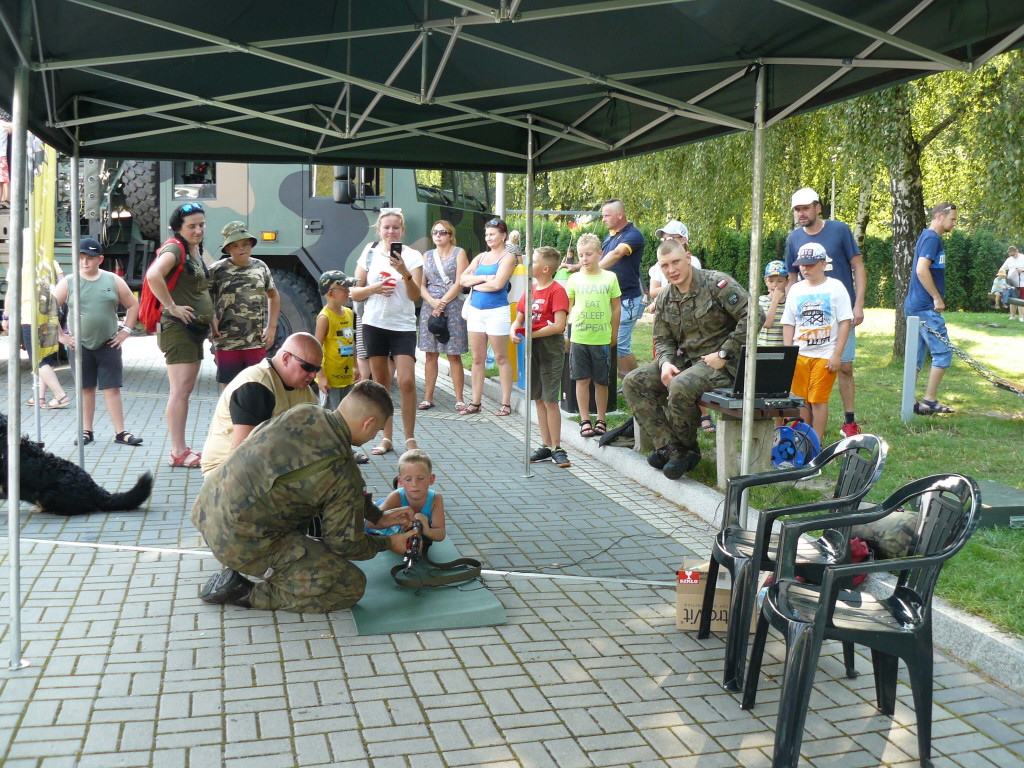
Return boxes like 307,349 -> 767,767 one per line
390,547 -> 482,589
430,249 -> 452,286
159,237 -> 188,288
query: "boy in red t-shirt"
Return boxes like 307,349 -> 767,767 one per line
511,246 -> 571,468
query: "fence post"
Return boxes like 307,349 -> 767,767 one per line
901,315 -> 921,422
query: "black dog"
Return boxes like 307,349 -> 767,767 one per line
0,414 -> 152,515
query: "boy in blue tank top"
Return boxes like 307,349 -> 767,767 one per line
366,449 -> 447,543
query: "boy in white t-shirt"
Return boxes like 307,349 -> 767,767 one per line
782,242 -> 853,441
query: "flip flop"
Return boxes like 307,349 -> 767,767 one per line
700,414 -> 716,433
455,401 -> 467,413
416,401 -> 435,410
496,403 -> 512,417
43,394 -> 70,410
371,438 -> 393,456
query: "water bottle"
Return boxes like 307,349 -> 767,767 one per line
486,343 -> 494,365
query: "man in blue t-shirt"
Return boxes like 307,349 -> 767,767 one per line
905,202 -> 958,415
599,198 -> 646,374
785,187 -> 867,438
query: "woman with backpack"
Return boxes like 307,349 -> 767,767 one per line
144,203 -> 213,468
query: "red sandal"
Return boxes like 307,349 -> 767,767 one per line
169,448 -> 202,468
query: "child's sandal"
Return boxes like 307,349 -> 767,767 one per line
593,419 -> 607,436
579,420 -> 595,437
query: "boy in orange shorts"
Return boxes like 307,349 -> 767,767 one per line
781,243 -> 853,442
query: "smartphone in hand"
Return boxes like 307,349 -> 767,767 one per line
389,242 -> 403,263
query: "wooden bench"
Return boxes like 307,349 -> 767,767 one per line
699,398 -> 802,490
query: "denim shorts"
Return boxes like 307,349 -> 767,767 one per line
911,309 -> 953,369
616,295 -> 645,354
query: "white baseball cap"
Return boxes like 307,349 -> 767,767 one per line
791,188 -> 820,208
793,242 -> 828,265
656,220 -> 689,239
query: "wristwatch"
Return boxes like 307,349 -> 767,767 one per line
118,324 -> 130,334
717,349 -> 731,360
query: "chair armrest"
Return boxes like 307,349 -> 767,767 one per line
751,495 -> 873,562
774,502 -> 888,579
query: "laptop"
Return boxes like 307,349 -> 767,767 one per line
710,344 -> 799,401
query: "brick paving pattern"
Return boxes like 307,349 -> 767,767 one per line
1,335 -> 1022,766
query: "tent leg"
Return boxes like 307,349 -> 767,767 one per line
7,58 -> 31,673
522,119 -> 535,477
71,146 -> 84,468
739,64 -> 767,529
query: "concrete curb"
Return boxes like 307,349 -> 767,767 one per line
432,353 -> 1024,694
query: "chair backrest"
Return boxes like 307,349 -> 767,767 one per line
829,434 -> 888,507
887,474 -> 981,608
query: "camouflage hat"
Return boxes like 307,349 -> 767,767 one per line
319,270 -> 358,294
220,221 -> 257,253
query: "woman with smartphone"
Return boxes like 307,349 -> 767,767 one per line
351,208 -> 424,455
460,217 -> 517,416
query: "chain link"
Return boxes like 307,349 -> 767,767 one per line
921,322 -> 1024,397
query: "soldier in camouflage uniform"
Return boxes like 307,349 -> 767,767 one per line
209,221 -> 280,387
623,239 -> 762,479
192,380 -> 414,612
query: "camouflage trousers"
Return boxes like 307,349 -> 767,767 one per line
234,534 -> 368,614
622,361 -> 732,452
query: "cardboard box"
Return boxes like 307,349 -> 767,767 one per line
675,557 -> 765,633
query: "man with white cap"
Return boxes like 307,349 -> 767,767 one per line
648,221 -> 702,302
784,187 -> 866,438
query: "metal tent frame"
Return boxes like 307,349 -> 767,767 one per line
3,0 -> 1023,669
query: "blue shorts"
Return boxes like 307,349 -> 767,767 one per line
840,325 -> 856,364
616,295 -> 645,355
912,310 -> 952,370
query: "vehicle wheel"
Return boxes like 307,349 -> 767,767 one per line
121,160 -> 161,242
270,269 -> 320,353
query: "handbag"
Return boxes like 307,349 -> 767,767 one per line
461,289 -> 473,320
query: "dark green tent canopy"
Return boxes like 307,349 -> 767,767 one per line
2,1 -> 1022,171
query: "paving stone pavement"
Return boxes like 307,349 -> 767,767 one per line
1,335 -> 1023,767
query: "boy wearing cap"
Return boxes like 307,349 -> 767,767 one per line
758,260 -> 788,347
781,243 -> 853,442
53,238 -> 142,446
315,271 -> 358,410
209,221 -> 279,388
785,187 -> 866,437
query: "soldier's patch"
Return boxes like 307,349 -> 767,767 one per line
727,293 -> 739,306
716,279 -> 728,289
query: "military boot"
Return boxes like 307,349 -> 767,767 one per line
647,445 -> 670,470
200,568 -> 254,607
663,445 -> 701,480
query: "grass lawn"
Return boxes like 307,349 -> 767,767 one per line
464,309 -> 1024,635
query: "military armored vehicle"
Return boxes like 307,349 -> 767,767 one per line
2,159 -> 497,344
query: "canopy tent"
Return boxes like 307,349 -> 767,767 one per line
3,1 -> 1024,670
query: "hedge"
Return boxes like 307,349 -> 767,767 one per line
506,217 -> 1012,310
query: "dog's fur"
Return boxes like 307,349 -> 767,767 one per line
0,414 -> 152,515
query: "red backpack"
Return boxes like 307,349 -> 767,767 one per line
138,237 -> 187,333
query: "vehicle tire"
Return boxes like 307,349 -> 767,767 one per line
270,269 -> 320,352
121,160 -> 161,242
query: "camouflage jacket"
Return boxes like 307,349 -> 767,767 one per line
652,268 -> 762,372
209,257 -> 276,350
191,403 -> 389,567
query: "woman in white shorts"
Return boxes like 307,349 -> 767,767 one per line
459,218 -> 517,416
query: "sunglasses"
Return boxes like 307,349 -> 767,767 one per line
289,352 -> 321,374
486,218 -> 508,233
431,229 -> 450,236
380,207 -> 403,215
179,203 -> 205,214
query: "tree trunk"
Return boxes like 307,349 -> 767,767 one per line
886,87 -> 926,360
853,175 -> 873,251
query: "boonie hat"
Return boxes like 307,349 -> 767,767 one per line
791,187 -> 820,208
79,237 -> 103,257
764,260 -> 787,278
220,221 -> 258,254
656,220 -> 689,240
793,242 -> 828,265
319,270 -> 358,294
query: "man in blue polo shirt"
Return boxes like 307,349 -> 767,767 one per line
599,198 -> 646,375
905,202 -> 957,415
785,187 -> 867,438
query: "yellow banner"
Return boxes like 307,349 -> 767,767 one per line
22,143 -> 59,365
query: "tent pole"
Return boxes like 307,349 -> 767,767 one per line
27,169 -> 39,441
7,56 -> 31,672
522,117 -> 534,477
739,63 -> 766,529
71,146 -> 84,468
495,172 -> 506,219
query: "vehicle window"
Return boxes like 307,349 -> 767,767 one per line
312,165 -> 333,197
458,171 -> 491,212
172,161 -> 216,200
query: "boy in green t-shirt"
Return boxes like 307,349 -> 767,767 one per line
566,233 -> 621,437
